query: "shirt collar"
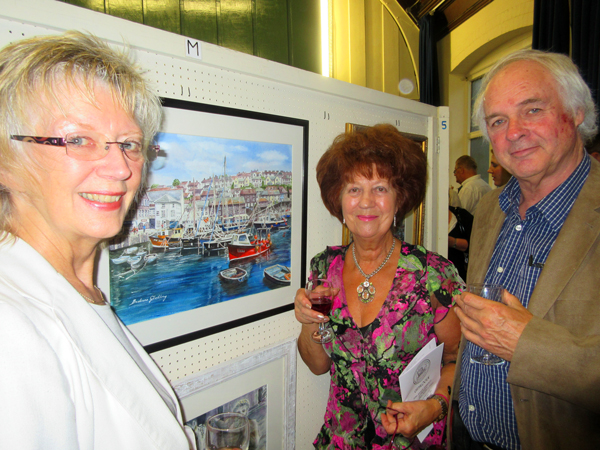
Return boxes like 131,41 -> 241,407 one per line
461,174 -> 481,186
498,154 -> 591,231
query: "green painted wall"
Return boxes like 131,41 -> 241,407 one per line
61,0 -> 321,74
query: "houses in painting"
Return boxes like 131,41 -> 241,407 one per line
122,169 -> 292,234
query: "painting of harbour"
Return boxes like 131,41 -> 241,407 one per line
108,130 -> 293,326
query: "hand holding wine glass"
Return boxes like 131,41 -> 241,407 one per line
467,283 -> 505,365
305,278 -> 339,344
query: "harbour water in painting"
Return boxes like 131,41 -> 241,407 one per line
108,131 -> 293,326
110,227 -> 291,325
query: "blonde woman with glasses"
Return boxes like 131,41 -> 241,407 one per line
0,32 -> 194,449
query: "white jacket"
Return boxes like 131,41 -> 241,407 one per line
0,237 -> 193,449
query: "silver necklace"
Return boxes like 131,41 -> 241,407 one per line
352,238 -> 396,304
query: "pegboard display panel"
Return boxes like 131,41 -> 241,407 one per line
152,311 -> 300,380
0,2 -> 448,448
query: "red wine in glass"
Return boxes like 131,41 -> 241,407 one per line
310,295 -> 333,316
306,279 -> 337,344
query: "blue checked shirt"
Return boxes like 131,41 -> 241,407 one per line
458,155 -> 591,450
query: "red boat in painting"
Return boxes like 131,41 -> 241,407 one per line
227,232 -> 271,261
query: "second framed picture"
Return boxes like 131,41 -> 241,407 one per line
173,338 -> 297,450
98,99 -> 308,350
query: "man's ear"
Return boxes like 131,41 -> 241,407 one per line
575,108 -> 585,128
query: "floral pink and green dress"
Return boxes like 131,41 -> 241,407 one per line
309,241 -> 463,450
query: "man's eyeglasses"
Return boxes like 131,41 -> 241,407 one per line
11,131 -> 156,162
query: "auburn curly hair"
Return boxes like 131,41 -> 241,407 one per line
316,123 -> 427,227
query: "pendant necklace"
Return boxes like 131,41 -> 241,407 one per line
352,238 -> 396,304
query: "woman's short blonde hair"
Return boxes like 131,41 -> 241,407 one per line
0,31 -> 162,235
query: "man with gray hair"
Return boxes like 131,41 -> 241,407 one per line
451,49 -> 600,450
453,155 -> 492,214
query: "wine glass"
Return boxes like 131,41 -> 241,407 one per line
306,278 -> 338,344
467,283 -> 505,366
205,412 -> 249,450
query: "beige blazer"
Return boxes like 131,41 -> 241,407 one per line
450,157 -> 600,450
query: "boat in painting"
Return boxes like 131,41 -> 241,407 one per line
110,245 -> 140,264
221,214 -> 250,232
111,254 -> 131,265
227,232 -> 271,261
149,232 -> 172,249
149,228 -> 183,250
218,266 -> 249,283
145,254 -> 158,264
253,214 -> 289,230
175,161 -> 242,255
184,218 -> 233,254
263,264 -> 291,285
128,255 -> 144,270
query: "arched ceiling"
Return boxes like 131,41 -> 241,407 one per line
396,0 -> 494,36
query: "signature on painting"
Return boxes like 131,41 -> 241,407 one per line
131,295 -> 168,305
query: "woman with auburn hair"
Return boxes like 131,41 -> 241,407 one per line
294,124 -> 463,449
0,32 -> 194,449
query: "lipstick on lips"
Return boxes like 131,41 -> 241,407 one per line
79,192 -> 125,211
357,215 -> 378,221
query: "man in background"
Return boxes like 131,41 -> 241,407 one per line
452,49 -> 600,450
453,155 -> 492,214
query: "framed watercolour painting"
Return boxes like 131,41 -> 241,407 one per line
173,338 -> 297,450
97,99 -> 308,351
341,123 -> 426,247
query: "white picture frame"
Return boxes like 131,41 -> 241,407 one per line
173,338 -> 297,450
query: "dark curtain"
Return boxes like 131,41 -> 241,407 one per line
532,0 -> 570,55
419,14 -> 446,107
571,0 -> 600,108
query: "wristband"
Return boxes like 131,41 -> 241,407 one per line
435,392 -> 449,405
428,393 -> 449,423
